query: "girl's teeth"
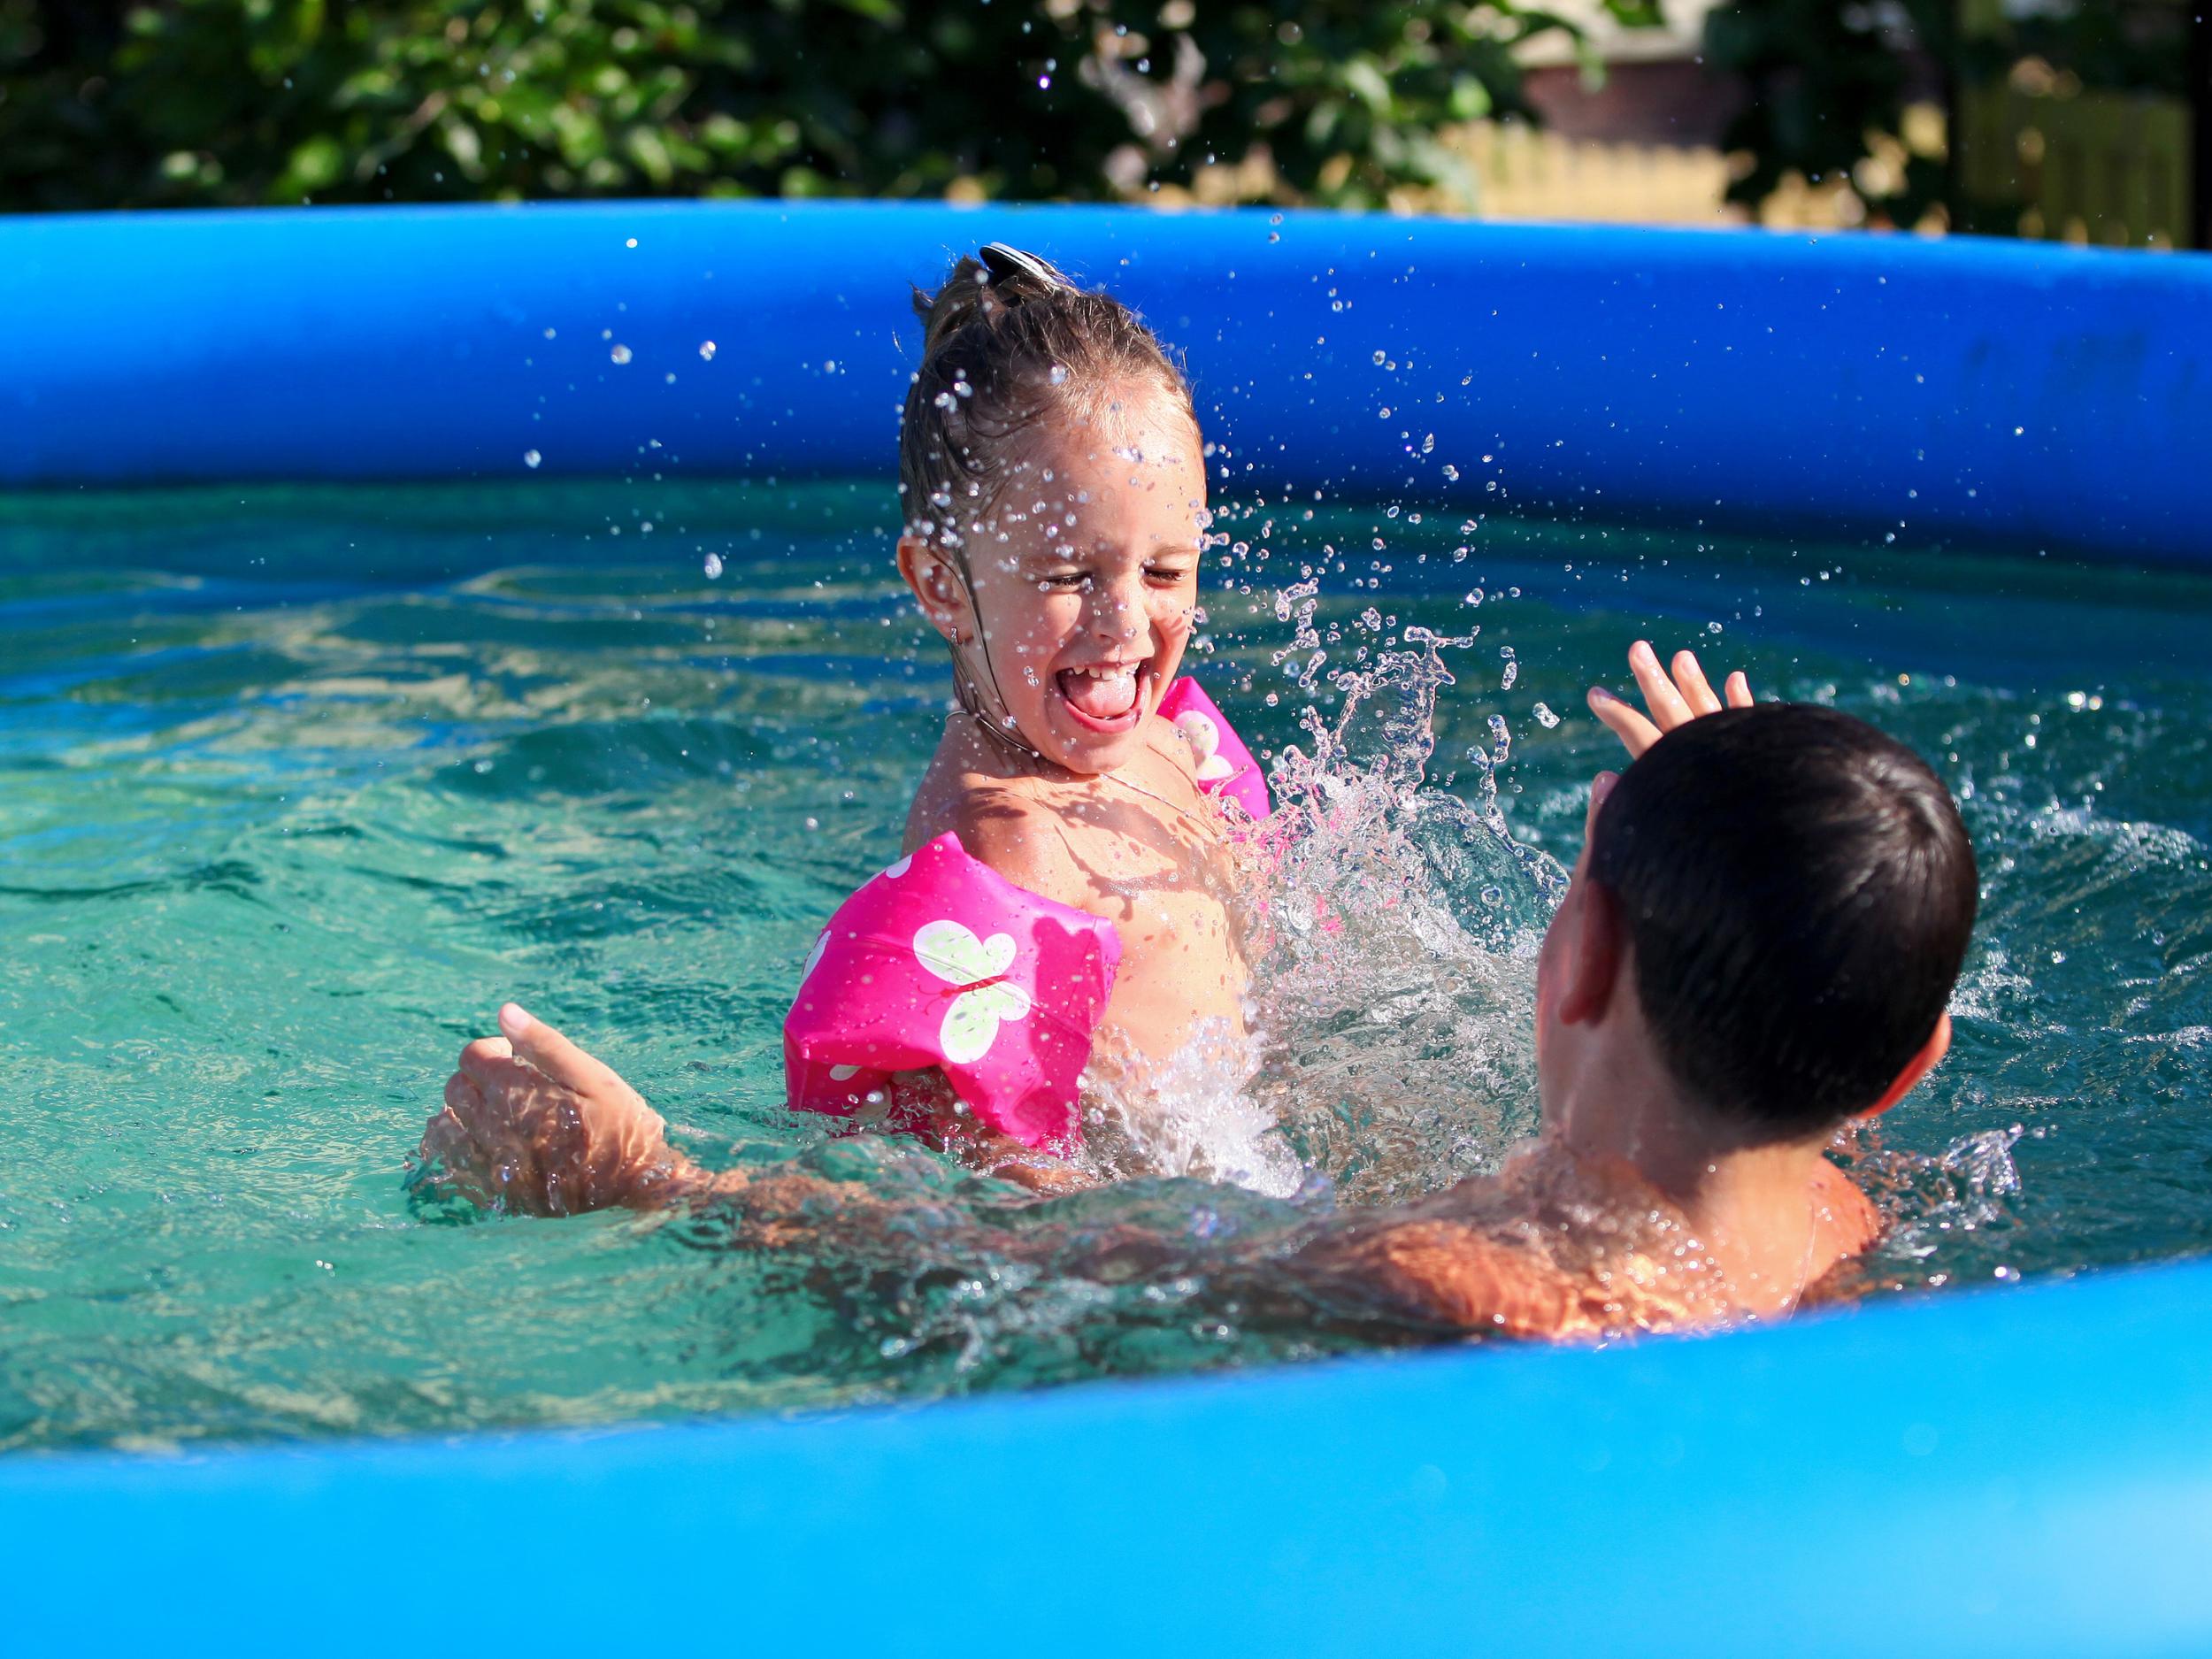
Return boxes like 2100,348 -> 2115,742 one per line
1059,664 -> 1141,720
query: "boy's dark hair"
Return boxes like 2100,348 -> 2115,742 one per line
1587,703 -> 1978,1140
898,245 -> 1196,561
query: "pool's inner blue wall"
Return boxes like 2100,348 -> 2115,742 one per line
4,201 -> 2210,562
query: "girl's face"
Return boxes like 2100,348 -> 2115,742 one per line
919,389 -> 1210,777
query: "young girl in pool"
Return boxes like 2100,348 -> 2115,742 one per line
428,243 -> 1755,1202
777,243 -> 1266,1187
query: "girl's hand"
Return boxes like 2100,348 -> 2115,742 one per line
1586,640 -> 1753,760
419,1003 -> 697,1215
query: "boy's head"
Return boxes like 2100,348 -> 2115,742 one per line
895,245 -> 1208,776
1538,703 -> 1978,1144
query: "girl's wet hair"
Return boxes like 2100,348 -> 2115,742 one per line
897,243 -> 1198,557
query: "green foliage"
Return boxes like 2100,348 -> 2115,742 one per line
0,0 -> 1659,212
1702,0 -> 2193,227
1703,0 -> 1947,223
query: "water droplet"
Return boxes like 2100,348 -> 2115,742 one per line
1532,702 -> 1560,728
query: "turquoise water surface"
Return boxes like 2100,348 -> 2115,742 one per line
4,479 -> 2210,1453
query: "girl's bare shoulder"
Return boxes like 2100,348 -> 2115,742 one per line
907,765 -> 1087,904
905,719 -> 1049,845
1141,710 -> 1205,787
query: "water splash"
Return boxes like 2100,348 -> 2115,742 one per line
1232,627 -> 1567,1202
1841,1123 -> 2025,1279
1072,1019 -> 1304,1198
1035,626 -> 1566,1203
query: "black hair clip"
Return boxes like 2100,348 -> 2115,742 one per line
979,242 -> 1062,290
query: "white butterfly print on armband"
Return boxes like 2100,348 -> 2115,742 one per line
1173,710 -> 1236,782
911,919 -> 1033,1064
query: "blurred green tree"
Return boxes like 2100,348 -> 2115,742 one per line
1703,0 -> 2195,232
0,0 -> 1660,212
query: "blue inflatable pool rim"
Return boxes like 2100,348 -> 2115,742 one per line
4,201 -> 2210,1656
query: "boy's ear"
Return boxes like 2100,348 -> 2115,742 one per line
897,534 -> 972,643
1858,1012 -> 1953,1120
1556,879 -> 1624,1027
1571,771 -> 1617,884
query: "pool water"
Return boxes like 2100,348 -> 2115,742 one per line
4,479 -> 2210,1454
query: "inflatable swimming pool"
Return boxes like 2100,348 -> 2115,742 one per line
3,202 -> 2209,1655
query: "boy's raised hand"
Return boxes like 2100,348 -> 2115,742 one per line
419,1003 -> 693,1215
1586,640 -> 1753,760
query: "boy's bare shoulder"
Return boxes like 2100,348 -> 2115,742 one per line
905,726 -> 1073,882
1813,1158 -> 1883,1255
1300,1217 -> 1572,1338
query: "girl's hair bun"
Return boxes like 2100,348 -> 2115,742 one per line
899,242 -> 1197,550
911,242 -> 1072,355
978,242 -> 1070,293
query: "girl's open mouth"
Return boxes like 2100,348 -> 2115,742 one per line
1055,660 -> 1150,733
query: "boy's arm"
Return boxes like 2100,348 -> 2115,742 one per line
1284,1218 -> 1573,1339
952,780 -> 1101,914
1587,641 -> 1754,759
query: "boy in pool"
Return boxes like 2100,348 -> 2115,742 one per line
422,701 -> 1978,1337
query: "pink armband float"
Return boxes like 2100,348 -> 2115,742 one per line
1159,677 -> 1271,820
783,680 -> 1266,1151
782,833 -> 1121,1150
